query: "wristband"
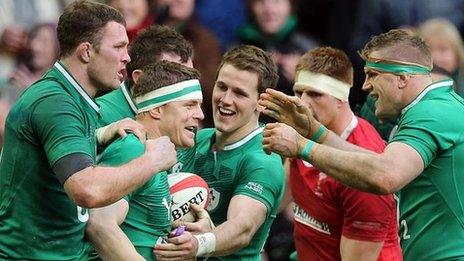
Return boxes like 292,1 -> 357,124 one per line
194,232 -> 216,257
95,124 -> 111,145
310,124 -> 328,142
299,140 -> 315,159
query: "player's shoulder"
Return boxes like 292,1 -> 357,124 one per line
195,128 -> 215,142
96,87 -> 124,106
98,134 -> 144,164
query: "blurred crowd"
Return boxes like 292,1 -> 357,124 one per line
1,0 -> 464,260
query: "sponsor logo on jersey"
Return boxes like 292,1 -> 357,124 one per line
208,188 -> 220,211
245,182 -> 263,194
293,204 -> 331,235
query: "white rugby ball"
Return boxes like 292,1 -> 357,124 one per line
168,172 -> 210,222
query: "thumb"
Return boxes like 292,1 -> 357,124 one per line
190,204 -> 208,219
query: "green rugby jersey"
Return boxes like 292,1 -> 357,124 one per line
390,79 -> 464,260
178,127 -> 285,261
97,134 -> 171,260
96,82 -> 137,128
0,61 -> 99,260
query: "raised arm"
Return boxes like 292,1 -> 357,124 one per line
262,122 -> 424,194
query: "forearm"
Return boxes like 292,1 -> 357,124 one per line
86,222 -> 144,261
309,123 -> 373,153
86,201 -> 145,261
65,153 -> 163,208
211,218 -> 257,256
305,141 -> 392,194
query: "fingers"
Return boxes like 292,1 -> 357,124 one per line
265,88 -> 293,105
117,128 -> 127,138
189,204 -> 206,218
154,245 -> 193,261
131,128 -> 146,142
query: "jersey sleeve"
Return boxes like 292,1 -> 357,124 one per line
390,101 -> 462,167
233,153 -> 285,218
31,94 -> 95,167
98,134 -> 146,200
339,184 -> 396,242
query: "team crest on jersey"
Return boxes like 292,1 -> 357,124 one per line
171,162 -> 184,173
207,188 -> 220,211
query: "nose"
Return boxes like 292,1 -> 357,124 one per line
362,78 -> 372,93
122,47 -> 131,64
220,90 -> 233,105
195,104 -> 205,120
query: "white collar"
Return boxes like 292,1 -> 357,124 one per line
401,79 -> 454,115
340,113 -> 358,140
223,126 -> 264,151
120,82 -> 138,114
54,61 -> 99,112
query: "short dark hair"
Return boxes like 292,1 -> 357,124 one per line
297,46 -> 353,85
218,45 -> 278,94
132,60 -> 200,98
126,25 -> 194,89
359,29 -> 432,67
57,0 -> 125,57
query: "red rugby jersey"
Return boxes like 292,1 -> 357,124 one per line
291,116 -> 402,261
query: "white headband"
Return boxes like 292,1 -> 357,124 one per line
293,71 -> 351,101
134,79 -> 203,113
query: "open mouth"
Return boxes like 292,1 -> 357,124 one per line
370,93 -> 379,101
218,107 -> 236,117
185,126 -> 197,135
117,68 -> 126,80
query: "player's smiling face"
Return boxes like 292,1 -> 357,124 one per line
159,99 -> 204,148
212,63 -> 260,138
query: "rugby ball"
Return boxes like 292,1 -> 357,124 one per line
168,172 -> 210,222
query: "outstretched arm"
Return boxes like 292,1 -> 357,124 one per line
259,88 -> 372,153
262,122 -> 424,194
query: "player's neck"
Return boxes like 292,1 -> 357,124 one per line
59,57 -> 98,97
137,117 -> 162,140
329,105 -> 354,136
214,121 -> 260,150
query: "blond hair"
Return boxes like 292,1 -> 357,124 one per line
419,18 -> 464,76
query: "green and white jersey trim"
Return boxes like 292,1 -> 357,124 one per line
223,126 -> 264,151
54,61 -> 100,112
120,82 -> 138,114
401,79 -> 454,114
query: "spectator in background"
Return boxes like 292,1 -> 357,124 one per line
419,18 -> 464,96
0,0 -> 67,82
158,0 -> 221,127
108,0 -> 156,43
237,0 -> 318,97
0,23 -> 60,147
194,0 -> 247,52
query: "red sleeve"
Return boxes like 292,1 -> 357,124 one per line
339,184 -> 396,242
